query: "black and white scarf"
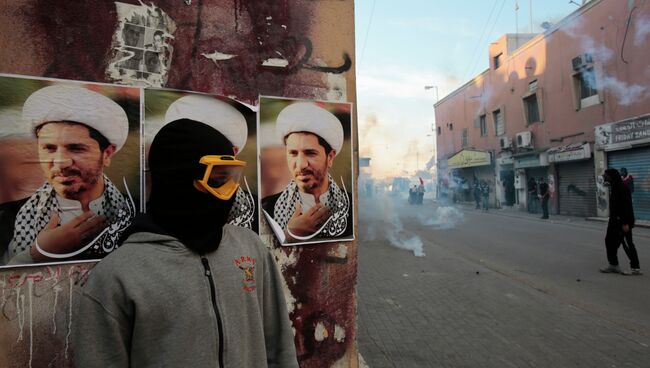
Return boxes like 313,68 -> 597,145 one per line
227,178 -> 256,230
8,176 -> 135,260
273,174 -> 349,239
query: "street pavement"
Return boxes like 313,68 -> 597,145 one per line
357,195 -> 650,367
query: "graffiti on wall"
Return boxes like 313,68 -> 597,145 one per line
597,174 -> 609,211
567,184 -> 587,197
1,0 -> 351,105
0,264 -> 94,368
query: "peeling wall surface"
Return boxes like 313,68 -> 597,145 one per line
0,1 -> 358,367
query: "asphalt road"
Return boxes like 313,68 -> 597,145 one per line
357,195 -> 650,367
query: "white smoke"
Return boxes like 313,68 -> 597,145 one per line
416,206 -> 465,229
634,17 -> 650,46
360,190 -> 465,257
560,15 -> 650,107
601,76 -> 649,106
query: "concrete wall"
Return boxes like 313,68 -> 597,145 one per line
0,1 -> 358,367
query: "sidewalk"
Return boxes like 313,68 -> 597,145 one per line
443,201 -> 650,229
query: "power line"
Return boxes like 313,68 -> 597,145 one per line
359,0 -> 377,67
462,0 -> 500,81
466,0 -> 507,80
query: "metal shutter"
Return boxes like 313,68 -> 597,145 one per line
608,147 -> 650,221
557,159 -> 597,217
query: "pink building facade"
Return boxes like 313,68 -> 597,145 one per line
435,0 -> 650,219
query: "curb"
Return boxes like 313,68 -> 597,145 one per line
431,200 -> 650,229
586,217 -> 650,229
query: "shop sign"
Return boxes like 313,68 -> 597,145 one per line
596,116 -> 650,149
514,152 -> 548,168
497,153 -> 514,165
447,149 -> 491,169
548,143 -> 591,163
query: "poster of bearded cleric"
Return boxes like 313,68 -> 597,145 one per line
259,97 -> 354,246
0,75 -> 140,267
144,89 -> 258,234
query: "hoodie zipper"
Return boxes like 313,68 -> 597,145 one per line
201,256 -> 225,368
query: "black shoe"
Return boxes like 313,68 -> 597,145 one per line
541,216 -> 548,219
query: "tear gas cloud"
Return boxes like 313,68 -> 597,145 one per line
360,190 -> 465,257
561,15 -> 650,107
634,17 -> 650,46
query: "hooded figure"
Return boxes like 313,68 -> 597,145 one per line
147,119 -> 236,252
600,168 -> 641,275
74,119 -> 299,367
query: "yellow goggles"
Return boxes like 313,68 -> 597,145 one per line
195,155 -> 246,200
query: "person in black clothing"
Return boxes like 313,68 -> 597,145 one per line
600,168 -> 642,275
538,177 -> 549,219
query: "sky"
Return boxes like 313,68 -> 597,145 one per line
355,0 -> 581,180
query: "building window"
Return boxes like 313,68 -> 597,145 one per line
479,114 -> 487,136
523,94 -> 540,124
493,109 -> 504,136
461,128 -> 469,147
437,126 -> 442,135
494,53 -> 502,69
573,67 -> 600,109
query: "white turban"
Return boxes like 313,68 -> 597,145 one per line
164,94 -> 248,152
276,102 -> 343,155
23,85 -> 130,151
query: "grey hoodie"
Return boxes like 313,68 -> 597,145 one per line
74,224 -> 298,368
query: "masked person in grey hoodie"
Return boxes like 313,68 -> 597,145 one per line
74,118 -> 299,368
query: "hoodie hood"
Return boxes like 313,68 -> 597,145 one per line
604,168 -> 623,187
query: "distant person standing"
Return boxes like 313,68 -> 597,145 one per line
538,177 -> 550,219
473,178 -> 481,209
417,183 -> 425,205
527,177 -> 538,213
621,167 -> 635,194
480,180 -> 490,211
600,169 -> 642,275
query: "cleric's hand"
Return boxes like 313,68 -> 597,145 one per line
31,212 -> 108,261
286,202 -> 331,239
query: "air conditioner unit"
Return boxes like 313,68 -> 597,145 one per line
571,53 -> 593,71
516,131 -> 533,148
499,136 -> 513,149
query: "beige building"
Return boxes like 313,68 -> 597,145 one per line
435,0 -> 650,219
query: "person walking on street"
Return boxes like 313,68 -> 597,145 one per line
480,180 -> 490,212
600,168 -> 642,275
538,177 -> 550,219
527,177 -> 538,213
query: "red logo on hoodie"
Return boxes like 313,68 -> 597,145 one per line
234,256 -> 257,292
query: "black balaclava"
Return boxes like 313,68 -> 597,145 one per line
148,119 -> 236,253
604,168 -> 623,187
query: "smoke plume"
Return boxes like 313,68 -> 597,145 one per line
360,190 -> 465,257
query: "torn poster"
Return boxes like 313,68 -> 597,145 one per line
106,2 -> 176,87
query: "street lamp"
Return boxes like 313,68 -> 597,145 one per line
424,85 -> 439,104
